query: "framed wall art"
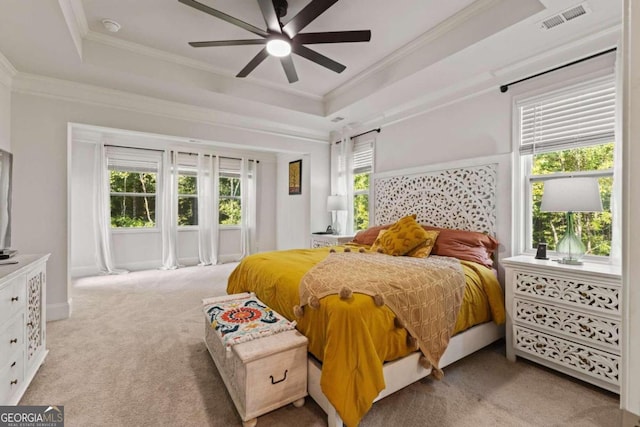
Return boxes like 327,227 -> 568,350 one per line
289,159 -> 302,195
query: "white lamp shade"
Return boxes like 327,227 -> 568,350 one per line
540,177 -> 603,212
327,195 -> 347,211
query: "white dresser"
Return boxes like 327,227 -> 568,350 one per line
503,255 -> 621,393
0,254 -> 49,405
310,234 -> 354,248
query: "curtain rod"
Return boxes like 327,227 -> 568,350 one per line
499,47 -> 617,93
178,152 -> 259,163
105,145 -> 258,162
105,144 -> 164,152
334,128 -> 381,145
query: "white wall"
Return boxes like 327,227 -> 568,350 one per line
11,91 -> 329,320
0,82 -> 9,152
70,140 -> 279,276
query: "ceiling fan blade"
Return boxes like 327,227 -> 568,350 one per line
236,48 -> 270,78
178,0 -> 269,38
280,56 -> 299,83
282,0 -> 339,38
189,39 -> 267,48
292,44 -> 346,74
257,0 -> 281,33
294,30 -> 371,45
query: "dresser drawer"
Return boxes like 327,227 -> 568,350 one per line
514,271 -> 620,316
0,314 -> 25,367
514,325 -> 619,387
0,276 -> 26,325
0,350 -> 24,405
514,298 -> 620,353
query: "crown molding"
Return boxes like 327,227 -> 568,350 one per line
84,31 -> 323,103
58,0 -> 88,59
0,50 -> 17,88
12,73 -> 329,144
324,0 -> 504,102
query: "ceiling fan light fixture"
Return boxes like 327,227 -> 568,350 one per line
266,39 -> 291,57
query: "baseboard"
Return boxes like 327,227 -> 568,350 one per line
622,409 -> 640,427
47,300 -> 71,321
71,255 -> 240,277
218,254 -> 242,264
71,265 -> 101,278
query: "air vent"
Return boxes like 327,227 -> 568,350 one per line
331,116 -> 345,123
538,2 -> 591,30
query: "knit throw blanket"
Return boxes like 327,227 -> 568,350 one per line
298,252 -> 465,377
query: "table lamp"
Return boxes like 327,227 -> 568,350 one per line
540,177 -> 603,265
327,195 -> 347,235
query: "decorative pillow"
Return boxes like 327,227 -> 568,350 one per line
370,229 -> 388,253
352,223 -> 393,246
374,215 -> 429,256
422,225 -> 499,267
406,230 -> 440,258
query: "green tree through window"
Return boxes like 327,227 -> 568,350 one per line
178,173 -> 198,226
220,175 -> 241,225
353,173 -> 369,230
110,171 -> 157,228
530,143 -> 613,256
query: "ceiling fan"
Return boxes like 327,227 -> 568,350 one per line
178,0 -> 372,83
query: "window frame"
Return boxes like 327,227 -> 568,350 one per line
219,171 -> 242,227
108,165 -> 160,232
513,74 -> 616,261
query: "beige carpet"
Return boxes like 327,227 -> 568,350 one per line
20,264 -> 620,426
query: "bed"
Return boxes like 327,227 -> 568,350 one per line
227,162 -> 507,427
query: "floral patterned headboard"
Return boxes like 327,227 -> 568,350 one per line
373,164 -> 497,234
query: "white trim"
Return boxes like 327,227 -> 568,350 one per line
84,31 -> 322,103
47,300 -> 71,321
57,0 -> 88,59
0,50 -> 17,88
12,73 -> 329,145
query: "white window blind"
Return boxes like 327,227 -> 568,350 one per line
353,139 -> 374,174
106,146 -> 162,172
519,77 -> 615,155
219,157 -> 241,173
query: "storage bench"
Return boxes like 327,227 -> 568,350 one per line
203,293 -> 308,427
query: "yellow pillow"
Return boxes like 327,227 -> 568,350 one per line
370,229 -> 388,253
374,215 -> 429,256
406,230 -> 440,258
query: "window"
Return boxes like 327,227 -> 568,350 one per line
352,139 -> 374,231
108,149 -> 161,229
219,158 -> 242,225
517,76 -> 615,257
178,171 -> 198,226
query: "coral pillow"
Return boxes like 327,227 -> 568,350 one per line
374,215 -> 429,256
406,230 -> 440,258
352,223 -> 392,246
422,225 -> 499,267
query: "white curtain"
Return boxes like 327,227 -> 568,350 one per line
93,142 -> 127,275
197,154 -> 220,265
610,45 -> 623,265
241,159 -> 258,257
334,130 -> 354,235
161,150 -> 179,269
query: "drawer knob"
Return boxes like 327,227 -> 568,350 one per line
11,296 -> 19,302
579,324 -> 590,332
535,284 -> 546,291
11,361 -> 16,368
27,322 -> 33,327
9,338 -> 17,344
269,369 -> 288,385
579,291 -> 588,298
579,356 -> 590,366
535,343 -> 546,348
10,379 -> 18,385
535,314 -> 544,319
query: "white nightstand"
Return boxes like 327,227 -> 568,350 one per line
503,255 -> 622,393
310,234 -> 354,248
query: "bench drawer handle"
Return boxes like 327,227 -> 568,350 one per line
270,370 -> 288,385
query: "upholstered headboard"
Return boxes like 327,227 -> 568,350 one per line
373,164 -> 497,235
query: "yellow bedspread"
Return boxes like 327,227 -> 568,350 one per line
227,247 -> 505,427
